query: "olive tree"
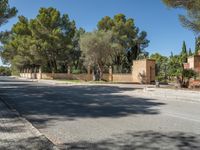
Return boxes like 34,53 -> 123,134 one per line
80,30 -> 117,80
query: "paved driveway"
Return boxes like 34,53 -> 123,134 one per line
0,76 -> 200,149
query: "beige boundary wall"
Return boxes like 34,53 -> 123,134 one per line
188,55 -> 200,73
20,59 -> 155,84
20,73 -> 94,81
20,73 -> 109,81
112,74 -> 133,83
184,50 -> 200,74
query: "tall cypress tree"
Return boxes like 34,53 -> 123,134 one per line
188,48 -> 193,56
180,41 -> 188,63
170,51 -> 174,58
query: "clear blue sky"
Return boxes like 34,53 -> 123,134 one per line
0,0 -> 197,65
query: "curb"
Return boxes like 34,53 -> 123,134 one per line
142,88 -> 200,103
14,76 -> 153,87
0,96 -> 59,150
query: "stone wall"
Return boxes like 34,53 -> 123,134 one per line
132,59 -> 155,84
21,73 -> 93,81
186,55 -> 200,73
112,74 -> 133,83
194,56 -> 200,73
146,59 -> 156,84
132,60 -> 147,83
20,59 -> 156,84
188,57 -> 195,69
20,73 -> 110,82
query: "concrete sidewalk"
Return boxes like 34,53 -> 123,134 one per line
0,98 -> 58,150
13,76 -> 156,88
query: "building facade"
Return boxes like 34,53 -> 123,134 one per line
184,51 -> 200,74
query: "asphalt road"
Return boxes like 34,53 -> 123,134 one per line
0,76 -> 200,150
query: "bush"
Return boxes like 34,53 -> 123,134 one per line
0,66 -> 12,76
71,68 -> 81,74
178,69 -> 197,88
182,69 -> 197,79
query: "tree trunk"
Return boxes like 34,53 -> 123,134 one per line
176,76 -> 182,88
53,59 -> 57,73
98,64 -> 103,81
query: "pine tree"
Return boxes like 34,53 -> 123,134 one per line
162,0 -> 200,34
0,0 -> 17,27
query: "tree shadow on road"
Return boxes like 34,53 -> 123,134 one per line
0,101 -> 27,134
0,79 -> 165,128
0,98 -> 56,149
0,78 -> 33,83
0,135 -> 56,150
59,131 -> 200,150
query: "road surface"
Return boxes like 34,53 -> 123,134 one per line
0,76 -> 200,149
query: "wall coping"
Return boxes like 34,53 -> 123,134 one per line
133,59 -> 155,62
188,55 -> 200,59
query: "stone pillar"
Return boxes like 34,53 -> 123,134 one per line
68,66 -> 71,75
51,71 -> 55,79
87,66 -> 91,75
131,66 -> 134,72
26,68 -> 29,79
30,68 -> 33,79
29,68 -> 31,79
24,68 -> 26,78
109,66 -> 113,82
33,67 -> 37,79
87,66 -> 91,81
92,69 -> 95,81
38,67 -> 42,80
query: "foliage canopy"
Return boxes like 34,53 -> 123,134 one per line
0,0 -> 17,27
163,0 -> 200,35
